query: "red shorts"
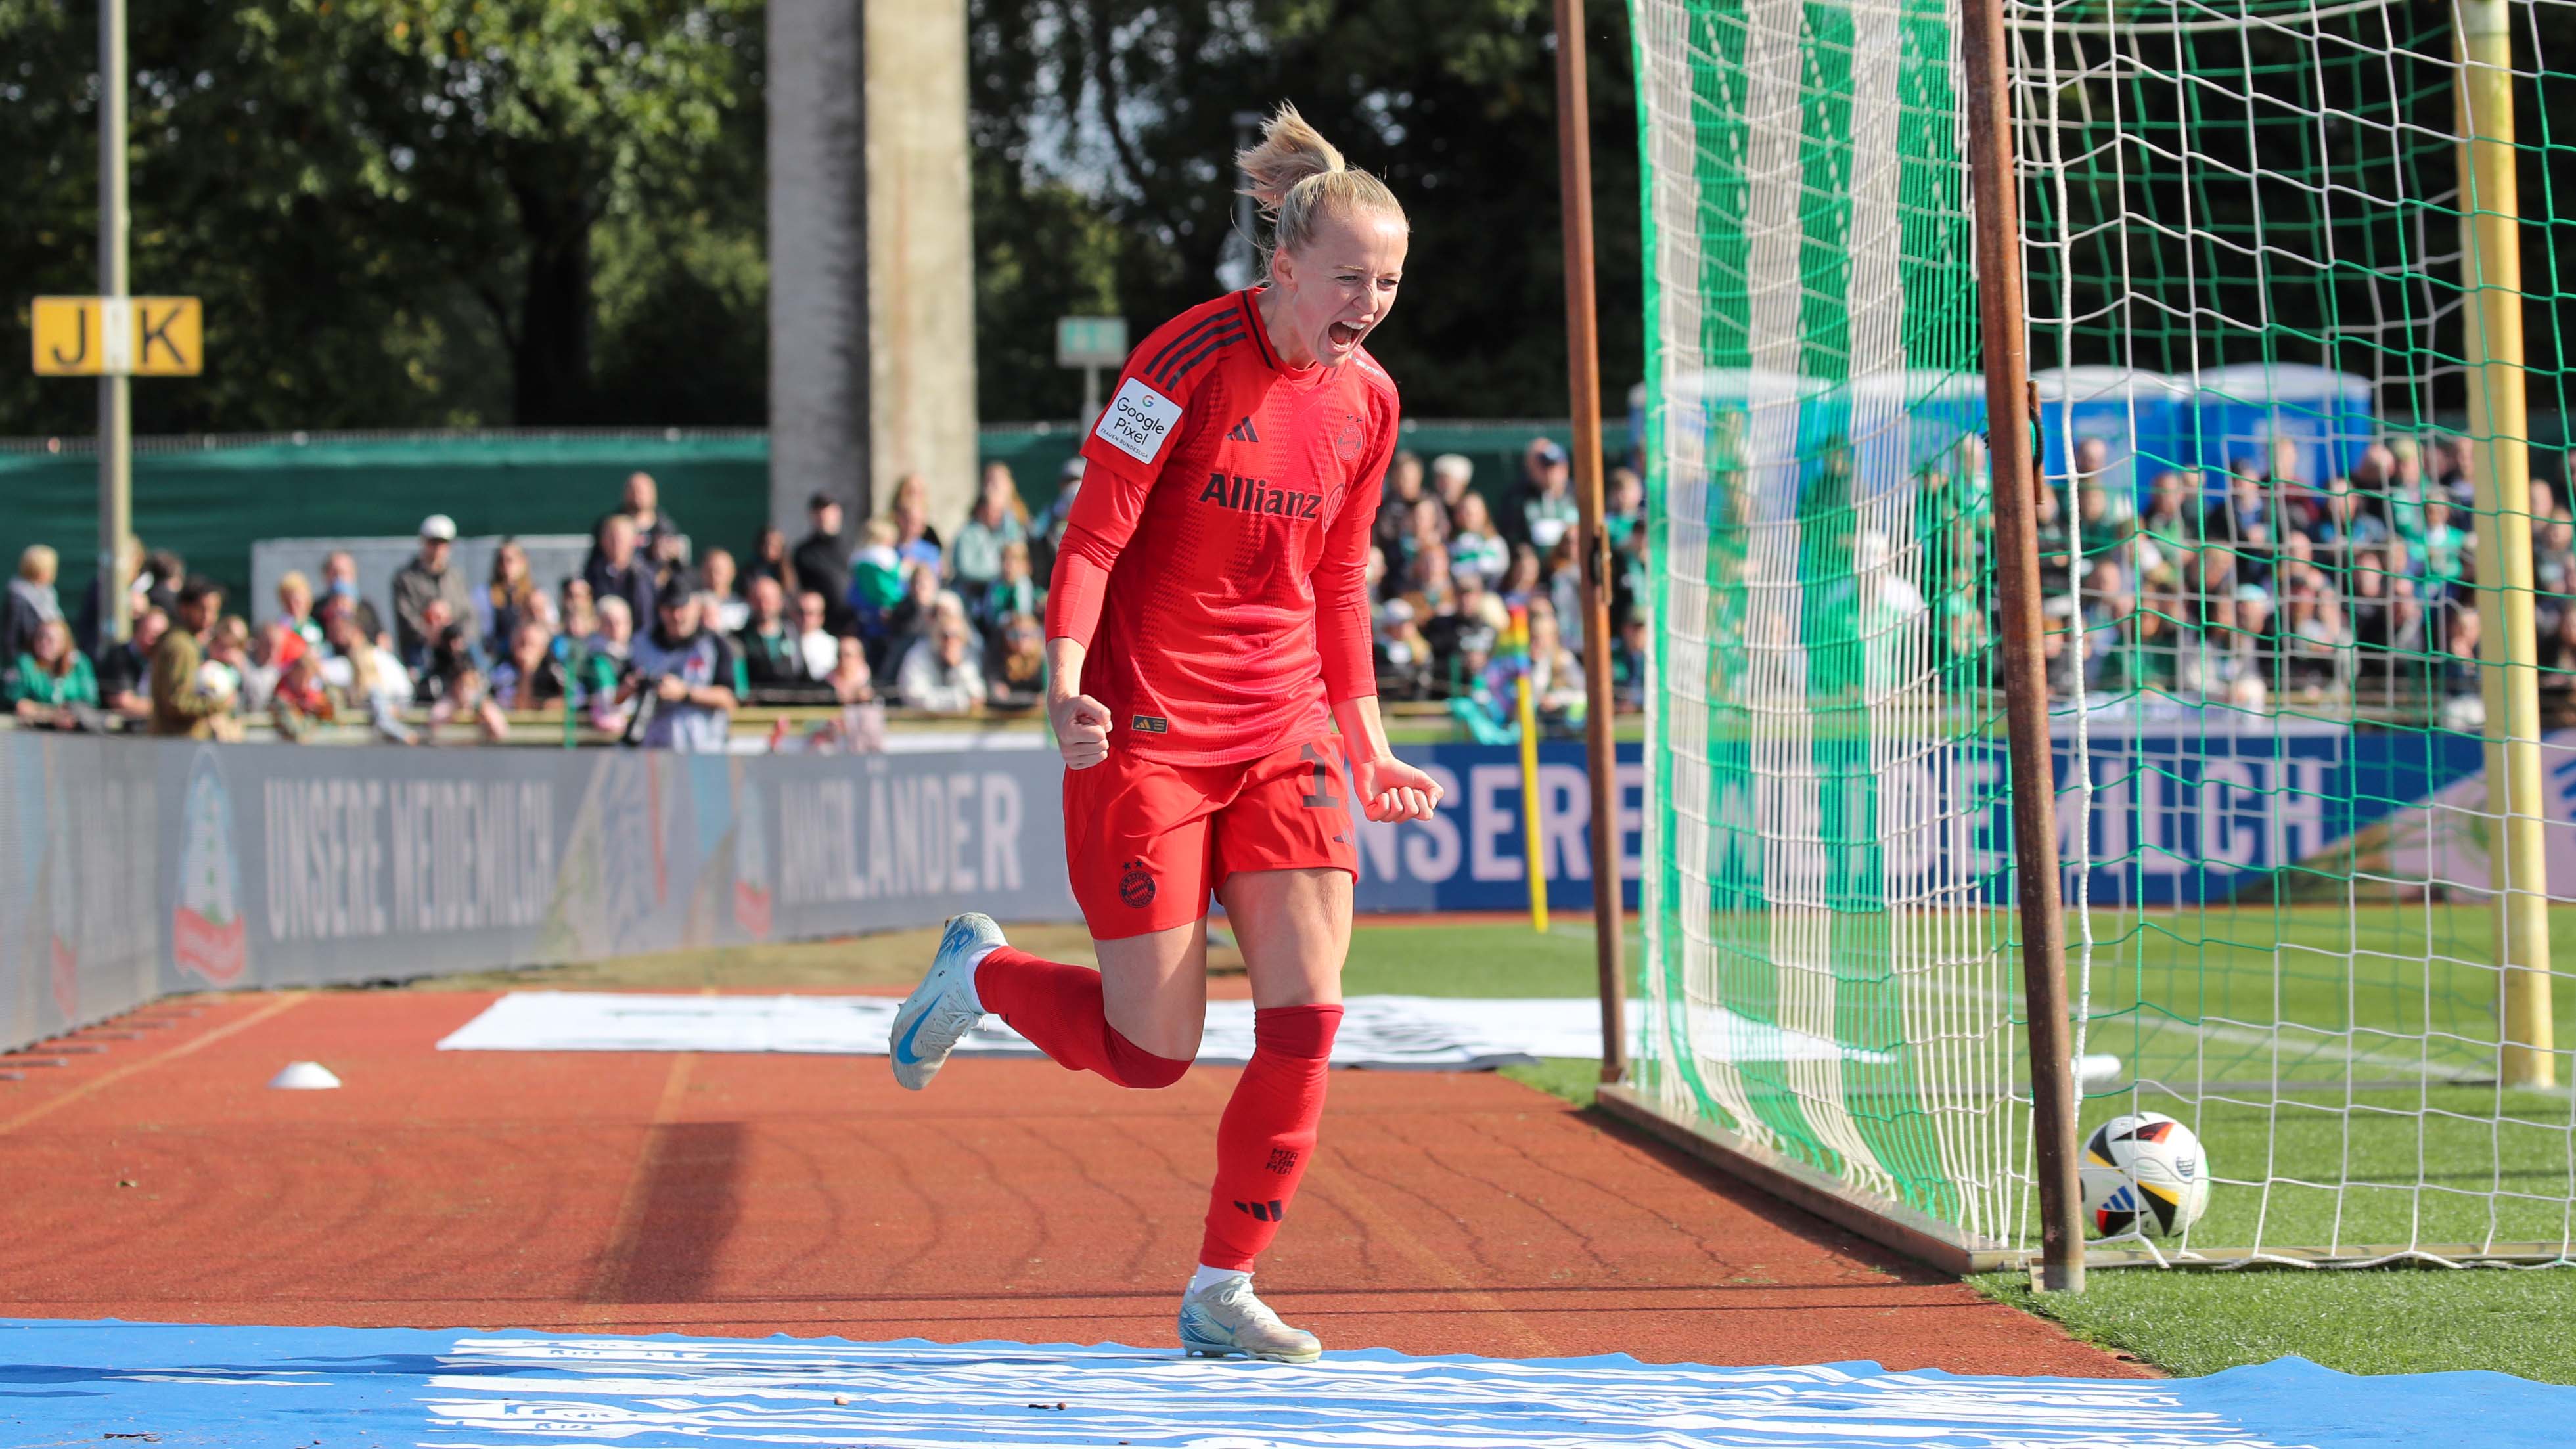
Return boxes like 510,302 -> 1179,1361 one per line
1064,734 -> 1359,939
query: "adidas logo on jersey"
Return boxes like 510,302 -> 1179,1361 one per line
1198,472 -> 1321,520
1226,416 -> 1261,443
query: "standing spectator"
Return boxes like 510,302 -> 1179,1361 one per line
975,540 -> 1040,643
71,533 -> 141,654
988,612 -> 1046,708
393,514 -> 479,660
793,491 -> 854,632
1519,439 -> 1579,550
150,578 -> 231,739
794,590 -> 838,680
583,512 -> 659,629
1429,453 -> 1476,531
896,616 -> 986,713
1374,451 -> 1427,557
3,545 -> 62,672
745,525 -> 798,595
578,595 -> 639,732
847,518 -> 909,649
1447,492 -> 1509,587
8,618 -> 95,725
482,537 -> 541,646
625,591 -> 743,751
274,570 -> 323,649
700,547 -> 748,633
319,550 -> 388,648
891,472 -> 946,549
951,464 -> 1029,603
587,471 -> 680,575
890,495 -> 943,575
874,559 -> 943,677
735,576 -> 815,696
646,529 -> 693,599
136,548 -> 185,619
97,606 -> 165,718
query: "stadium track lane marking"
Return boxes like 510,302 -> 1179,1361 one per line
0,992 -> 309,1138
583,1050 -> 702,1318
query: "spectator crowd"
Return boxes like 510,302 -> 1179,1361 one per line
0,439 -> 1648,751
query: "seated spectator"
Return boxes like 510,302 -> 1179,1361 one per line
577,594 -> 639,732
268,638 -> 333,740
874,561 -> 945,678
273,569 -> 324,650
587,470 -> 681,571
1498,543 -> 1545,610
1430,453 -> 1476,529
987,612 -> 1045,708
2535,508 -> 2575,671
1399,493 -> 1448,566
7,617 -> 95,726
2140,470 -> 2203,551
1034,457 -> 1085,582
1374,596 -> 1435,701
403,598 -> 480,690
1448,491 -> 1509,587
1401,543 -> 1456,631
1523,599 -> 1586,727
1610,613 -> 1650,711
150,578 -> 232,740
2418,495 -> 2468,595
2202,466 -> 2274,592
1519,439 -> 1577,550
794,589 -> 838,680
96,606 -> 165,717
746,525 -> 796,594
623,591 -> 743,751
487,619 -> 568,713
700,547 -> 748,633
975,539 -> 1040,643
734,575 -> 813,696
4,543 -> 62,674
317,549 -> 387,648
394,514 -> 478,661
483,537 -> 541,646
1374,450 -> 1426,558
319,602 -> 415,742
823,633 -> 877,705
951,462 -> 1028,604
205,616 -> 263,713
1544,533 -> 1585,638
1605,466 -> 1645,546
795,492 -> 855,633
584,512 -> 658,628
890,497 -> 943,575
897,616 -> 987,714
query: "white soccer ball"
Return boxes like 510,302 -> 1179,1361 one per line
2080,1111 -> 2211,1239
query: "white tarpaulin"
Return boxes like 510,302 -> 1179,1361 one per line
435,991 -> 1897,1071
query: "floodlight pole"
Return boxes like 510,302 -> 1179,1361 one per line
98,0 -> 133,644
2455,0 -> 2554,1090
1961,0 -> 2083,1292
1553,0 -> 1628,1085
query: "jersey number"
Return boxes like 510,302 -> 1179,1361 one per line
1298,744 -> 1344,811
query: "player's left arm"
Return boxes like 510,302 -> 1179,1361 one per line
1319,401 -> 1442,824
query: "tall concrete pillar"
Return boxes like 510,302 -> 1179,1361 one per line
767,0 -> 978,543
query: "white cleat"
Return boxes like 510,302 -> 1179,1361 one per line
888,913 -> 1001,1091
1177,1274 -> 1321,1364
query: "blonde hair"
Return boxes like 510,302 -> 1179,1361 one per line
17,543 -> 56,584
1236,103 -> 1405,275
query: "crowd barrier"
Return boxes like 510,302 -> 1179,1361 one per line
8,725 -> 2549,1052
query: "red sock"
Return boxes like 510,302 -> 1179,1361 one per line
1200,1004 -> 1342,1272
973,947 -> 1191,1089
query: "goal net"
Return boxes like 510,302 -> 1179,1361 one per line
1621,0 -> 2576,1268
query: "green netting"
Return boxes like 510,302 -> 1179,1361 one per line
1632,0 -> 2576,1264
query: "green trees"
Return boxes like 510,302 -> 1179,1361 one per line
1,0 -> 1639,432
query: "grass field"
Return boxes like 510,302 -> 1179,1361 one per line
465,913 -> 2575,1381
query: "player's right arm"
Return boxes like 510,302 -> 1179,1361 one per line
1043,309 -> 1220,769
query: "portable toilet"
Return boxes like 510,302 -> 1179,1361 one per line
2032,365 -> 2192,506
2181,363 -> 2378,492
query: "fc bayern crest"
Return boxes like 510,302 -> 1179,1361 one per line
172,747 -> 249,986
1332,412 -> 1366,462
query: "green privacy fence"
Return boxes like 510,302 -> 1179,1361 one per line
0,420 -> 1625,604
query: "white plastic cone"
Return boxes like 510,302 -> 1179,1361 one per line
268,1061 -> 342,1090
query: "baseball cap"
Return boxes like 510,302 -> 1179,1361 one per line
420,514 -> 457,541
1533,440 -> 1569,466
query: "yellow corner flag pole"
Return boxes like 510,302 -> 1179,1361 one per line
1517,671 -> 1550,935
2457,0 -> 2554,1088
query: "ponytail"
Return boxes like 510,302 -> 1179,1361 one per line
1235,103 -> 1406,275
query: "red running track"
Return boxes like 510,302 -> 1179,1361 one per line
0,991 -> 2142,1375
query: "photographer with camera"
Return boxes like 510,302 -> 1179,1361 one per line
622,586 -> 743,751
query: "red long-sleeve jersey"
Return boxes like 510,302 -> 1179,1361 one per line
1048,288 -> 1399,766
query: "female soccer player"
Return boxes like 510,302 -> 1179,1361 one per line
887,104 -> 1442,1364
